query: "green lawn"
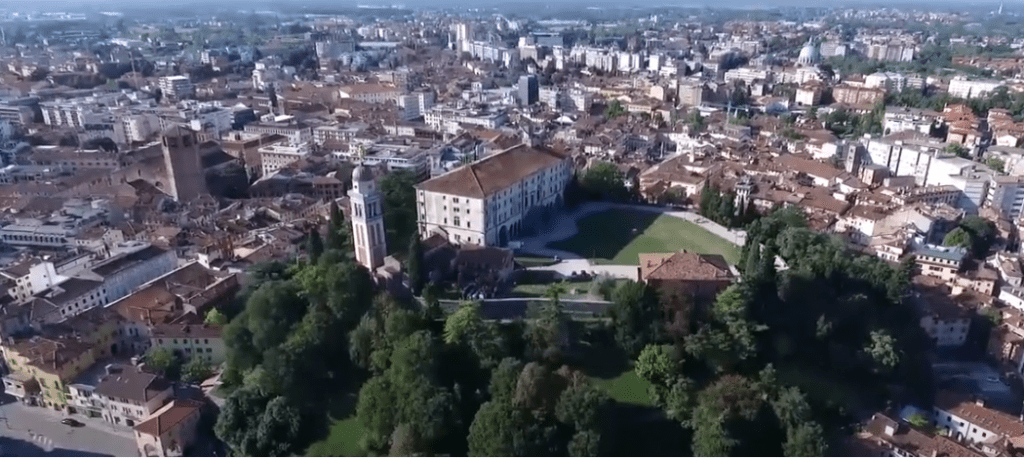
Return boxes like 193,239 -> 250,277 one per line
511,280 -> 594,298
305,416 -> 364,457
595,370 -> 653,406
514,255 -> 558,268
548,209 -> 740,265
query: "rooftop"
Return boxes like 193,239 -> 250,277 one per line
416,144 -> 569,199
638,250 -> 734,282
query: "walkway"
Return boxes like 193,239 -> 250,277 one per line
517,202 -> 747,279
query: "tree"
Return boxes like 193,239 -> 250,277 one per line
580,162 -> 628,202
604,100 -> 626,119
987,157 -> 1006,173
379,170 -> 419,252
306,228 -> 324,264
687,109 -> 706,133
771,387 -> 812,430
253,396 -> 304,456
215,387 -> 269,455
960,215 -> 997,255
244,281 -> 307,351
609,281 -> 662,357
205,308 -> 227,326
635,344 -> 681,386
444,302 -> 482,345
326,200 -> 349,252
145,346 -> 177,377
866,330 -> 900,371
783,422 -> 828,457
943,227 -> 970,248
357,376 -> 398,452
945,143 -> 969,158
655,377 -> 695,425
907,413 -> 930,428
467,400 -> 525,456
406,233 -> 425,295
489,358 -> 526,403
182,357 -> 214,384
691,374 -> 782,457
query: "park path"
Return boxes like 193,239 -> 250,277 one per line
518,202 -> 747,279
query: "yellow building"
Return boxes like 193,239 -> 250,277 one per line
3,336 -> 95,409
0,308 -> 123,410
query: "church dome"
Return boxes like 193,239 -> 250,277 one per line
353,164 -> 375,182
797,42 -> 820,66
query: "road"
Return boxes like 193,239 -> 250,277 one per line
0,396 -> 138,457
518,202 -> 746,278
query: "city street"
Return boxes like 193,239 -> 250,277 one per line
0,396 -> 138,457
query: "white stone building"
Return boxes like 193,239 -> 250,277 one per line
415,144 -> 572,247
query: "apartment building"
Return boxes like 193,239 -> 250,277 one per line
260,142 -> 312,176
986,175 -> 1024,220
415,144 -> 572,247
947,76 -> 1002,99
914,244 -> 967,282
158,76 -> 195,101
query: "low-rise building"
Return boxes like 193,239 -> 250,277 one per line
149,323 -> 225,365
93,364 -> 172,428
913,244 -> 967,282
133,399 -> 204,457
932,391 -> 1024,450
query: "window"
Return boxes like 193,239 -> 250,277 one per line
207,348 -> 212,353
204,339 -> 209,344
454,216 -> 461,226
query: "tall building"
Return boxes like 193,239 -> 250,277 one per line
161,125 -> 207,203
455,23 -> 474,53
158,76 -> 194,101
987,175 -> 1024,220
349,164 -> 388,270
518,75 -> 538,106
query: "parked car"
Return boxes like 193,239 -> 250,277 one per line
60,418 -> 83,427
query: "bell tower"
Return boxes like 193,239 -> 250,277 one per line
349,163 -> 387,270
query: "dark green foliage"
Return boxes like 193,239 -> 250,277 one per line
407,233 -> 425,295
609,281 -> 662,357
379,170 -> 419,253
604,100 -> 626,119
326,200 -> 350,252
580,161 -> 630,202
306,228 -> 324,264
698,183 -> 742,228
958,215 -> 997,256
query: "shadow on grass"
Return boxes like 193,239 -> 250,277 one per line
566,324 -> 630,379
548,209 -> 660,261
327,391 -> 359,421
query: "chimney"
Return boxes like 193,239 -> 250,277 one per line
976,398 -> 986,407
884,423 -> 896,437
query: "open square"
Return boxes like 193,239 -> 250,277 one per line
547,209 -> 741,265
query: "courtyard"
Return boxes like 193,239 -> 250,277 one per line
546,208 -> 741,265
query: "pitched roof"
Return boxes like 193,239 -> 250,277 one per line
935,391 -> 1024,437
134,398 -> 204,437
864,413 -> 982,457
416,144 -> 569,199
94,364 -> 170,403
639,251 -> 734,282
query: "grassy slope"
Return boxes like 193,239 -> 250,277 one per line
548,209 -> 740,265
